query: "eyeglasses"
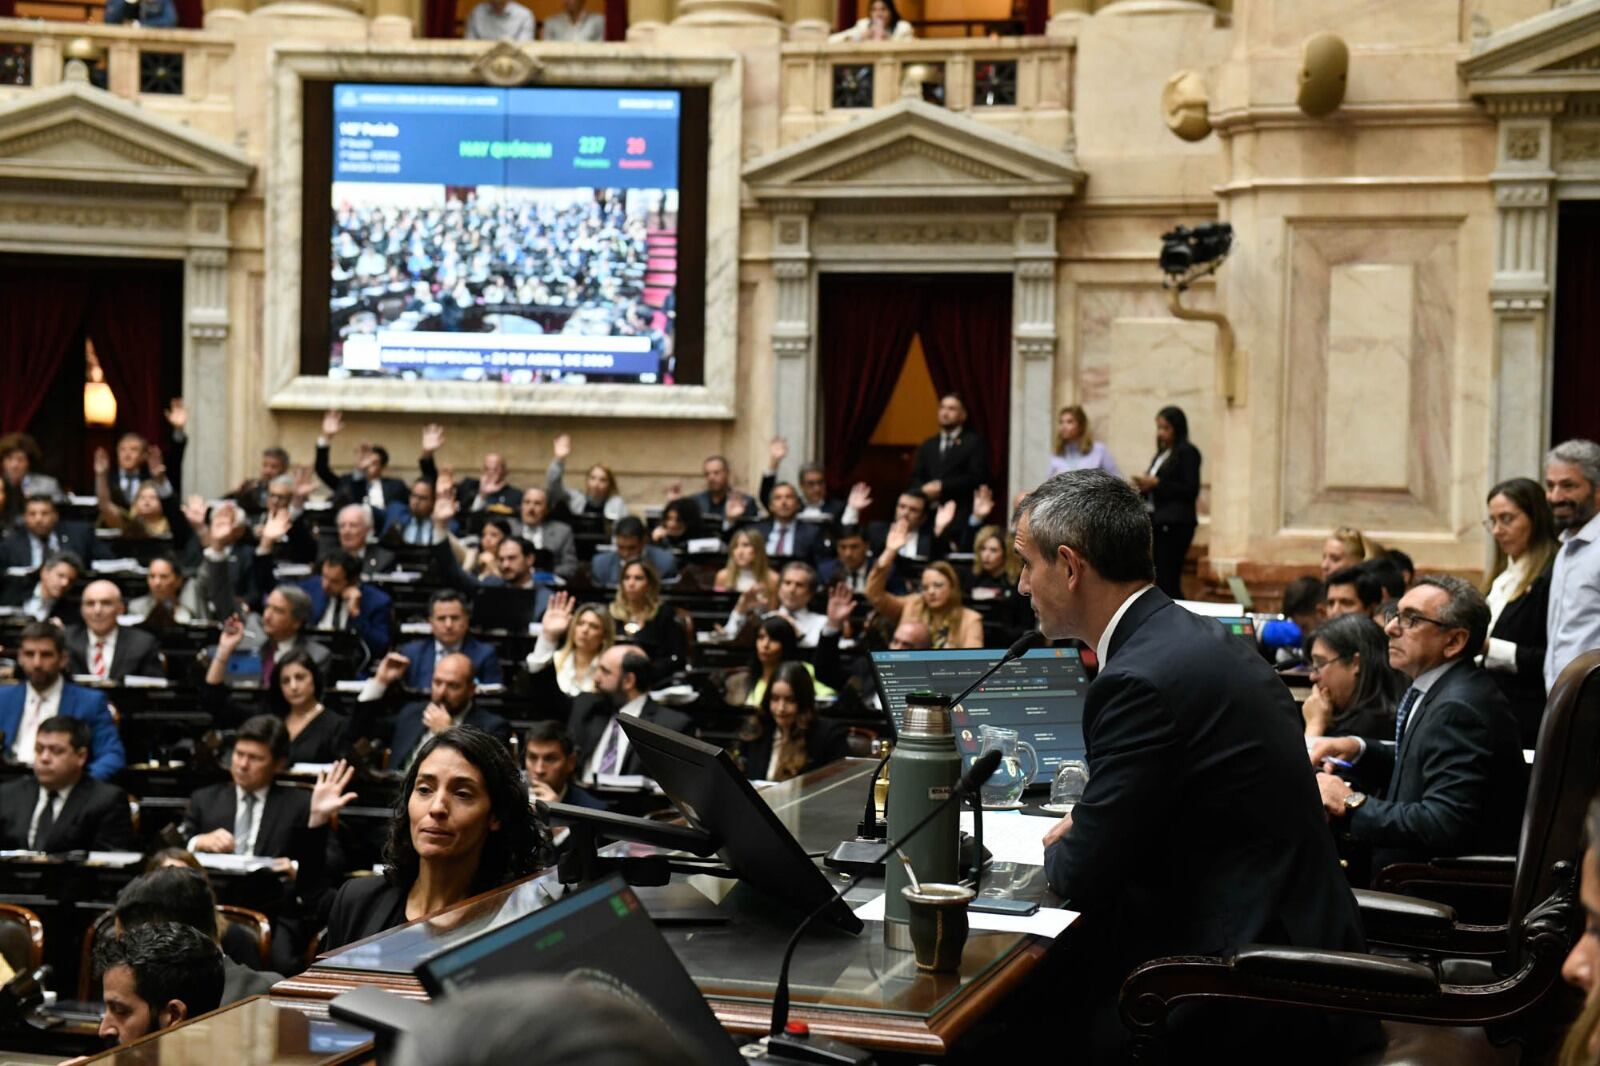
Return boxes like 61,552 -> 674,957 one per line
1381,604 -> 1454,633
1308,655 -> 1348,673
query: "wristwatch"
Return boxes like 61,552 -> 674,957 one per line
1344,792 -> 1367,812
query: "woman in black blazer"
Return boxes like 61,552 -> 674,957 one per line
322,726 -> 552,950
1131,405 -> 1202,599
1482,477 -> 1558,747
735,662 -> 851,782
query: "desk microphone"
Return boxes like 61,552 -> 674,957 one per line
828,631 -> 1047,871
768,750 -> 1003,1059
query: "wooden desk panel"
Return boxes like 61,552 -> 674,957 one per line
78,995 -> 372,1065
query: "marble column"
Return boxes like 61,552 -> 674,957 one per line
183,189 -> 235,499
627,0 -> 674,40
769,201 -> 816,480
675,0 -> 780,26
1010,200 -> 1061,496
787,0 -> 830,40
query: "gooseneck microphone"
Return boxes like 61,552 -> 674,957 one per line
769,749 -> 1004,1043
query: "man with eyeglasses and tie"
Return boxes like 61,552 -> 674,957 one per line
1310,575 -> 1527,878
0,716 -> 135,852
66,579 -> 164,683
0,622 -> 125,781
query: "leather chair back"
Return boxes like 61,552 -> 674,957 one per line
0,903 -> 44,975
1505,649 -> 1600,959
217,903 -> 272,962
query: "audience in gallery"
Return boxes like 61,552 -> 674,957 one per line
1048,404 -> 1122,479
522,721 -> 606,810
102,0 -> 177,25
465,0 -> 536,42
92,921 -> 223,1047
829,0 -> 914,41
1321,524 -> 1385,580
547,432 -> 628,522
735,661 -> 850,783
713,527 -> 780,597
1300,612 -> 1403,742
1311,576 -> 1527,876
0,715 -> 135,853
1481,476 -> 1556,746
323,726 -> 552,950
1130,404 -> 1201,600
1545,439 -> 1600,692
525,590 -> 616,697
542,0 -> 604,40
866,523 -> 982,650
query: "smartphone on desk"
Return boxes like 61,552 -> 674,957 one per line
969,897 -> 1040,917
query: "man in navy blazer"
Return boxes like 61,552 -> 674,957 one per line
394,589 -> 502,689
0,495 -> 100,570
359,651 -> 510,771
0,622 -> 125,781
292,550 -> 392,657
587,516 -> 678,586
751,481 -> 823,566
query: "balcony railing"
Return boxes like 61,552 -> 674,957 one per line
0,17 -> 234,117
780,35 -> 1073,150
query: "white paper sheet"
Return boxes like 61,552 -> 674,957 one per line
958,809 -> 1058,867
851,892 -> 1078,938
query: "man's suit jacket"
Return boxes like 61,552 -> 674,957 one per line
192,545 -> 259,620
293,576 -> 393,657
0,522 -> 99,569
0,683 -> 125,781
65,625 -> 165,681
105,434 -> 185,511
908,429 -> 988,509
690,489 -> 758,521
752,519 -> 823,566
222,958 -> 283,1006
567,696 -> 693,777
180,781 -> 328,890
1488,566 -> 1553,747
314,443 -> 408,522
758,474 -> 846,525
455,477 -> 523,514
1348,659 -> 1528,874
379,505 -> 457,547
588,546 -> 679,587
390,701 -> 512,766
0,775 -> 135,852
522,520 -> 578,580
128,584 -> 210,626
397,636 -> 503,689
1044,590 -> 1370,1052
0,583 -> 75,623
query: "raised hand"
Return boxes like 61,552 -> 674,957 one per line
921,478 -> 943,500
552,433 -> 572,461
374,651 -> 411,688
258,508 -> 292,548
92,448 -> 110,477
421,423 -> 445,455
341,584 -> 363,618
767,436 -> 788,472
432,490 -> 457,528
724,492 -> 749,523
826,581 -> 855,630
182,494 -> 209,530
933,499 -> 957,538
972,484 -> 995,523
309,760 -> 359,828
321,410 -> 344,438
737,583 -> 770,615
479,463 -> 504,495
884,519 -> 912,556
292,465 -> 316,499
164,397 -> 188,431
146,446 -> 166,482
217,614 -> 246,654
541,590 -> 575,642
847,482 -> 873,512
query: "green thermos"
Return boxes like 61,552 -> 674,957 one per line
883,691 -> 962,950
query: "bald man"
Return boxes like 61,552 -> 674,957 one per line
364,650 -> 512,768
66,579 -> 165,682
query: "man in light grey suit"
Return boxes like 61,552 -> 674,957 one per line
516,487 -> 577,579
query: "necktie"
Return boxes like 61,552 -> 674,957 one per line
16,691 -> 41,760
92,639 -> 107,680
32,790 -> 57,850
259,643 -> 277,689
940,434 -> 950,456
597,720 -> 623,775
1394,687 -> 1422,745
234,793 -> 257,855
123,474 -> 136,500
776,526 -> 790,556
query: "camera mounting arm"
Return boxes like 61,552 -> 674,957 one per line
1164,279 -> 1243,407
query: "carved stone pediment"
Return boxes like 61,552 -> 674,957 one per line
0,80 -> 253,192
472,42 -> 543,87
743,97 -> 1082,202
1462,1 -> 1600,90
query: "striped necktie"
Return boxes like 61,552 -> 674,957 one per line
1394,687 -> 1422,745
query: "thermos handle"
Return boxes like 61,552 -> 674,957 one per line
1017,741 -> 1039,785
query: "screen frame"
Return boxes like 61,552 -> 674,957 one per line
265,46 -> 742,419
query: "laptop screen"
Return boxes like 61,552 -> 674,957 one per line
870,647 -> 1090,784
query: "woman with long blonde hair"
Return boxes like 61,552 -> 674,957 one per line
1481,477 -> 1559,746
1321,526 -> 1384,580
526,590 -> 616,696
1048,404 -> 1121,478
714,528 -> 779,599
608,558 -> 686,663
867,522 -> 983,649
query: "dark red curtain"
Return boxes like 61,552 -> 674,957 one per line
424,0 -> 456,37
834,0 -> 851,30
818,275 -> 923,495
173,0 -> 202,27
604,0 -> 625,39
1024,0 -> 1045,34
1553,201 -> 1600,446
916,275 -> 1012,502
0,265 -> 92,435
0,0 -> 14,16
87,284 -> 166,448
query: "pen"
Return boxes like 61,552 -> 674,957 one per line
1322,757 -> 1355,770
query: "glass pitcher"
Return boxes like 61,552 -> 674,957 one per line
976,725 -> 1038,807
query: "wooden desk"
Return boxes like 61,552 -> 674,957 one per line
76,995 -> 372,1064
273,759 -> 1059,1058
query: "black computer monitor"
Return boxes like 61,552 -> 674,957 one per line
415,875 -> 742,1066
871,647 -> 1090,785
1211,616 -> 1259,654
469,586 -> 539,631
618,716 -> 864,934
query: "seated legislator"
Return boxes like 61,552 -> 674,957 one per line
525,591 -> 615,698
315,410 -> 409,519
0,716 -> 135,852
208,585 -> 332,688
760,438 -> 859,528
608,559 -> 688,664
727,614 -> 837,708
127,551 -> 208,626
515,486 -> 577,580
205,618 -> 350,764
383,478 -> 451,547
1016,470 -> 1374,1058
752,481 -> 823,566
589,516 -> 679,586
1321,525 -> 1384,580
1,550 -> 82,623
0,622 -> 125,781
568,646 -> 692,782
1299,613 -> 1404,742
677,453 -> 758,524
523,721 -> 606,810
1312,576 -> 1528,874
722,561 -> 831,648
867,527 -> 982,650
713,528 -> 780,598
0,434 -> 63,515
332,502 -> 397,576
93,447 -> 186,542
94,923 -> 224,1048
0,494 -> 97,569
449,450 -> 521,516
395,589 -> 503,689
227,444 -> 291,519
542,0 -> 603,40
323,726 -> 552,950
546,433 -> 628,523
650,497 -> 703,552
1481,476 -> 1557,747
818,525 -> 872,595
113,867 -> 284,1006
189,501 -> 260,618
735,662 -> 849,783
66,579 -> 165,682
1324,563 -> 1385,621
289,550 -> 393,657
361,651 -> 512,771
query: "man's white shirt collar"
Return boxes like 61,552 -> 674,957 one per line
1095,585 -> 1155,668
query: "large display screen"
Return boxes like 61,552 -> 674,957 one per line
323,83 -> 690,385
